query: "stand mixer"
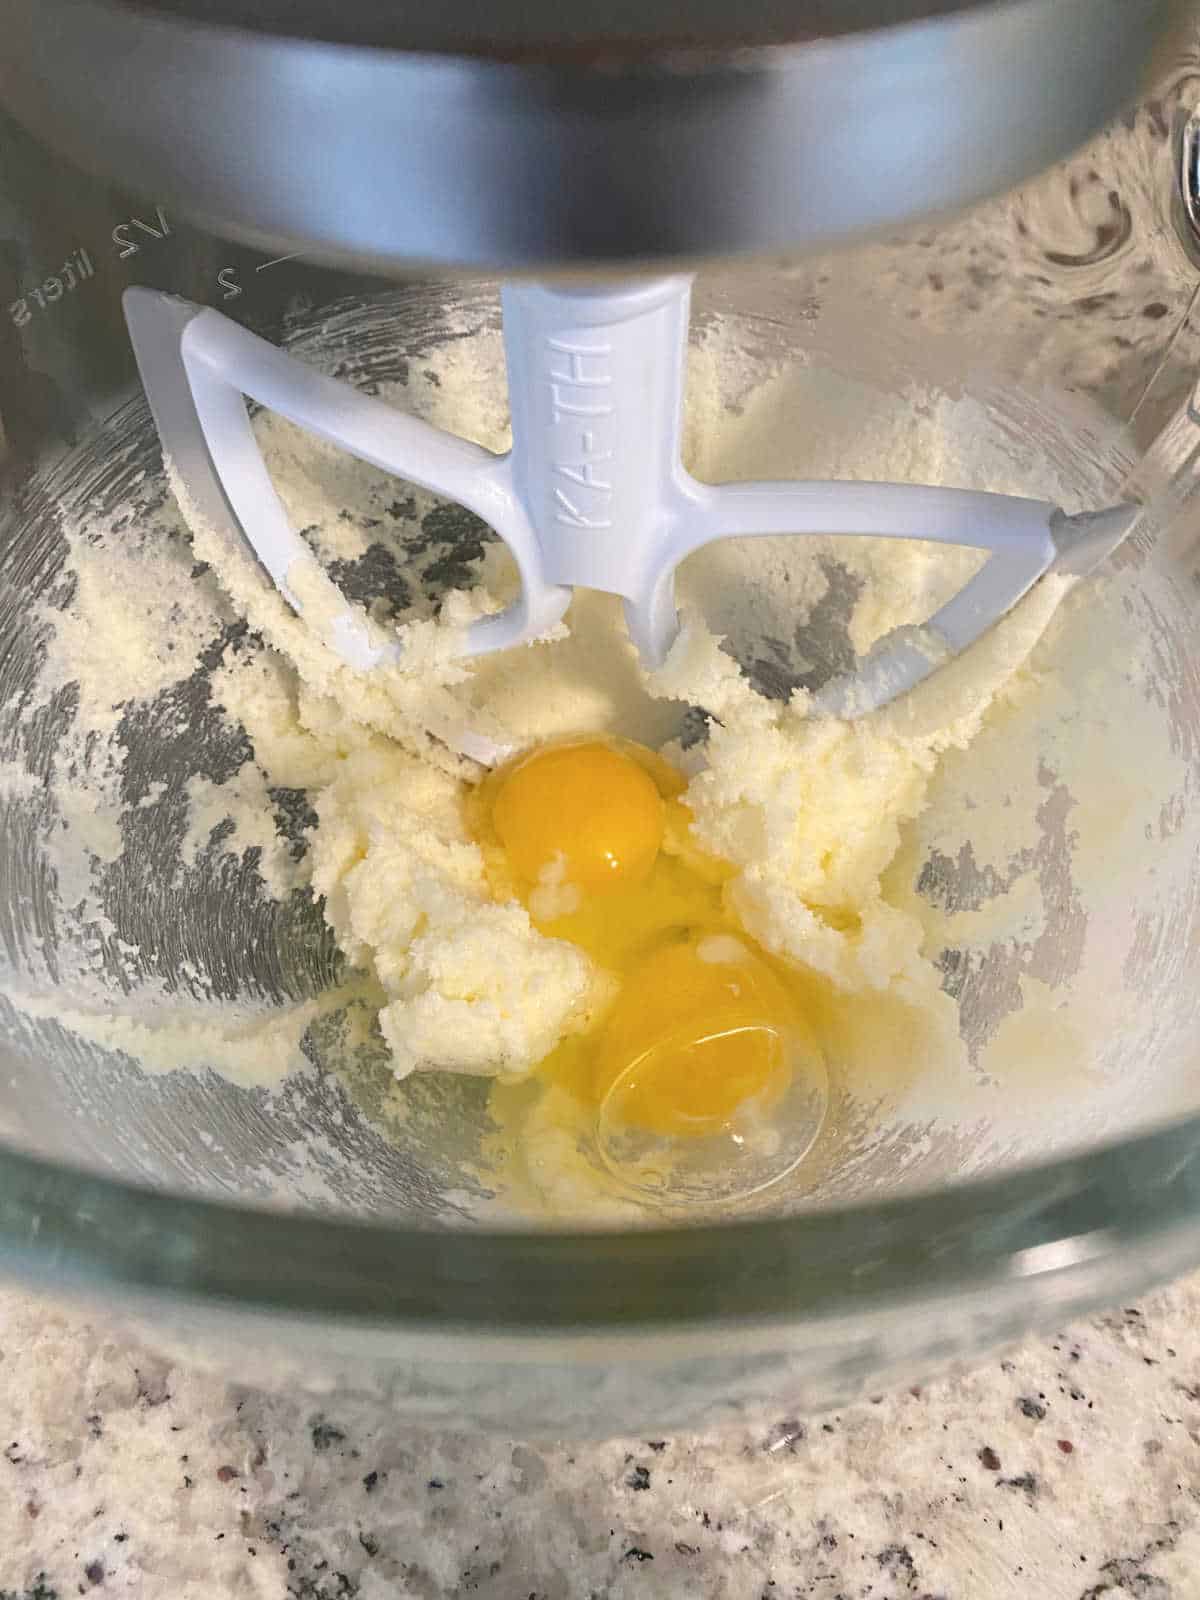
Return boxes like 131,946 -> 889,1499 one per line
2,0 -> 1200,1430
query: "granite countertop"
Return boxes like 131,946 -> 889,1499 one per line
1,1275 -> 1198,1599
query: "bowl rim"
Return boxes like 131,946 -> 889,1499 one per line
3,1108 -> 1199,1336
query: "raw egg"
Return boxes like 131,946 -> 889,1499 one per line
594,933 -> 802,1136
490,737 -> 665,898
470,736 -> 828,1203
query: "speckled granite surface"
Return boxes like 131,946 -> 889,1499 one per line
2,1274 -> 1199,1598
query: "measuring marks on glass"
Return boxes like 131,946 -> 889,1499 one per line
111,205 -> 172,260
216,251 -> 305,302
7,204 -> 306,330
8,248 -> 96,327
9,205 -> 170,329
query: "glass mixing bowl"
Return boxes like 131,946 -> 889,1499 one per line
5,68 -> 1200,1433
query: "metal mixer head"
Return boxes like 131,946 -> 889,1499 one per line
0,0 -> 1190,270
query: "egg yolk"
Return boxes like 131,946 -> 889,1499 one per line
471,735 -> 818,1150
489,738 -> 665,896
595,935 -> 803,1137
